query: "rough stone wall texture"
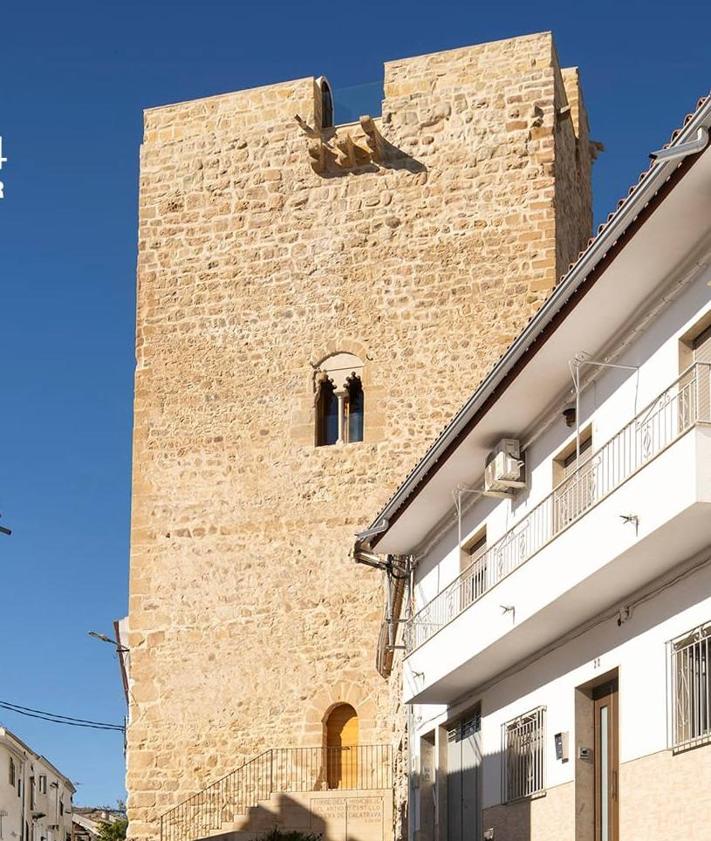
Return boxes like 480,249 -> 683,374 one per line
127,31 -> 593,841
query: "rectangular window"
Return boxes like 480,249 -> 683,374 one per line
692,323 -> 711,363
560,433 -> 593,479
460,527 -> 487,572
670,622 -> 711,749
502,707 -> 545,801
38,776 -> 46,795
9,758 -> 15,787
678,316 -> 711,428
459,527 -> 488,608
553,427 -> 593,485
553,428 -> 595,530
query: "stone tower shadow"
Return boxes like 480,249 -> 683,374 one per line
201,789 -> 391,841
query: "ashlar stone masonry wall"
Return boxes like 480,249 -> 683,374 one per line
127,31 -> 593,841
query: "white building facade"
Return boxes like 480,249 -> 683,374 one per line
356,94 -> 711,841
0,728 -> 75,841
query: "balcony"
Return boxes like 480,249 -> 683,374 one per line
404,363 -> 711,702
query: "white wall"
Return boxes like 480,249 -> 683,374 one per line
406,253 -> 711,823
411,558 -> 711,808
0,732 -> 73,841
29,755 -> 74,841
412,263 -> 711,616
0,740 -> 25,841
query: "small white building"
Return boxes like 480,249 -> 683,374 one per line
0,728 -> 75,841
73,808 -> 125,841
356,93 -> 711,841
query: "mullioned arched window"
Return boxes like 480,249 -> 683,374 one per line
346,374 -> 364,443
315,353 -> 365,446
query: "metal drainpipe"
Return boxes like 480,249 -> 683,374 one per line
651,126 -> 709,162
407,701 -> 415,841
387,571 -> 395,650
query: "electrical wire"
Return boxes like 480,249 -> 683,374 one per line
0,700 -> 124,732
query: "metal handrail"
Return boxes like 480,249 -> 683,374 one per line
159,743 -> 393,841
405,362 -> 711,653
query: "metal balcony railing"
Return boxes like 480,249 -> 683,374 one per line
405,362 -> 711,654
160,744 -> 392,841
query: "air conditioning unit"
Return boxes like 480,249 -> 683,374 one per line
484,438 -> 525,496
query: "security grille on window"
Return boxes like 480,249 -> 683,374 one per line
8,758 -> 14,788
670,621 -> 711,749
502,707 -> 545,801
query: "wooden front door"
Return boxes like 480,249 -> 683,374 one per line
326,704 -> 359,789
593,678 -> 619,841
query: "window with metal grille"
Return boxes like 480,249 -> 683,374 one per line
502,707 -> 545,801
670,622 -> 711,750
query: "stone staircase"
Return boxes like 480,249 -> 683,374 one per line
206,790 -> 315,840
160,745 -> 393,841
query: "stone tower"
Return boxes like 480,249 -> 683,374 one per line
127,31 -> 593,841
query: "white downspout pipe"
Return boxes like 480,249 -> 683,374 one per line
651,127 -> 709,162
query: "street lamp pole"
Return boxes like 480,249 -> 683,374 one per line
88,631 -> 129,654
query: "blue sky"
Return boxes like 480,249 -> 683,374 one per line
0,0 -> 708,808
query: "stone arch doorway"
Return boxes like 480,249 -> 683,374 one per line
325,703 -> 359,789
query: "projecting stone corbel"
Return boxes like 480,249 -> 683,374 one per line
295,114 -> 320,138
307,140 -> 326,174
359,115 -> 384,162
294,112 -> 401,174
589,139 -> 605,160
335,133 -> 357,168
531,105 -> 545,128
335,133 -> 371,168
295,116 -> 329,174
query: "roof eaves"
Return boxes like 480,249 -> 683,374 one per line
362,92 -> 711,550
